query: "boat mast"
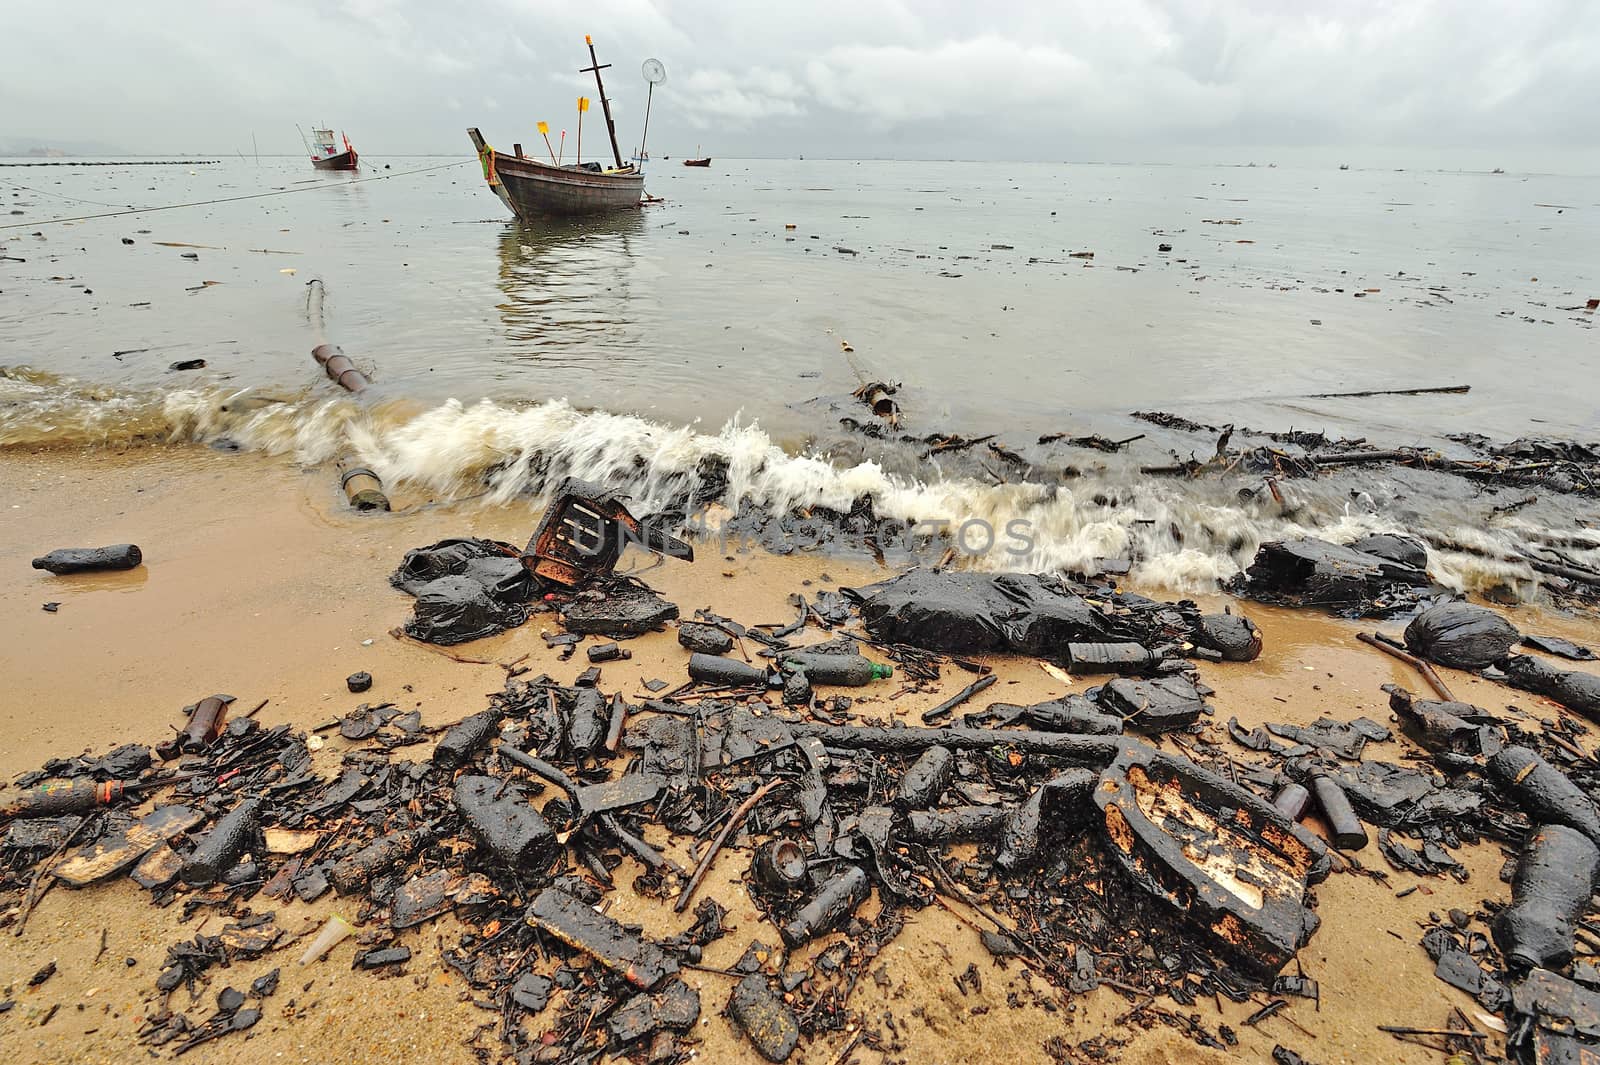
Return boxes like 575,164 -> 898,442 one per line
580,35 -> 625,169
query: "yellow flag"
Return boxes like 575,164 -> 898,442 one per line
537,121 -> 549,135
577,97 -> 590,112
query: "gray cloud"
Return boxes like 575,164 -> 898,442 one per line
3,0 -> 1597,169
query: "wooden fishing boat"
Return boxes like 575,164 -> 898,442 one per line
682,157 -> 710,168
467,38 -> 652,221
468,129 -> 643,219
308,128 -> 358,170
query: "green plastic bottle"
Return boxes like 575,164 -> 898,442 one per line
780,652 -> 892,687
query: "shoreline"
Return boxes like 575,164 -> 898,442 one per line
2,444 -> 1600,1064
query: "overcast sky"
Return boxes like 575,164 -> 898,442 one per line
4,0 -> 1598,169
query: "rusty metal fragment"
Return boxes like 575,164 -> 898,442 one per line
524,477 -> 692,588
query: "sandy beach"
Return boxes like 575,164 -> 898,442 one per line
2,443 -> 1597,1064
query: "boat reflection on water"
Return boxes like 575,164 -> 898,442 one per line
493,212 -> 648,368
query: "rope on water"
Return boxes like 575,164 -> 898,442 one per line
0,159 -> 473,231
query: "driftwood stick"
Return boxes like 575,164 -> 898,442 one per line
1308,384 -> 1470,400
674,778 -> 781,913
1357,632 -> 1455,701
791,723 -> 1122,764
921,673 -> 998,723
1377,1025 -> 1487,1040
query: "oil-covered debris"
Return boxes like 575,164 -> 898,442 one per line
1384,684 -> 1503,759
9,537 -> 1600,1065
1495,825 -> 1600,972
31,543 -> 144,574
678,621 -> 734,654
1095,745 -> 1328,974
1405,601 -> 1522,670
390,482 -> 693,646
525,476 -> 693,587
846,569 -> 1108,654
727,972 -> 801,1062
1521,635 -> 1597,662
402,572 -> 531,645
1226,537 -> 1435,615
1509,967 -> 1600,1063
1498,655 -> 1600,720
562,579 -> 680,636
1094,675 -> 1207,733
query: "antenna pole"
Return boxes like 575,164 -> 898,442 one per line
638,81 -> 655,162
580,35 -> 625,169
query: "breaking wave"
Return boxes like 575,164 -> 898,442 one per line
3,376 -> 1595,602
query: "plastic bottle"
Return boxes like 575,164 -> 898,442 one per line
750,839 -> 808,891
687,653 -> 773,688
1310,777 -> 1368,851
181,798 -> 264,886
179,695 -> 234,753
328,827 -> 434,896
1,779 -> 125,821
1495,824 -> 1600,971
566,688 -> 607,756
779,652 -> 892,687
896,746 -> 955,810
432,710 -> 503,772
780,865 -> 870,945
1272,783 -> 1311,821
1489,746 -> 1600,842
31,544 -> 143,574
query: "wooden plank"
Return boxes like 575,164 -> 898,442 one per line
54,805 -> 204,888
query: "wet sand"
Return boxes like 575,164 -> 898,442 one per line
3,444 -> 1600,1064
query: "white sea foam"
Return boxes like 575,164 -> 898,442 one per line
4,381 -> 1592,601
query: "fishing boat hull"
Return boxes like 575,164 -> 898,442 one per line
683,158 -> 710,168
312,150 -> 358,171
468,129 -> 643,220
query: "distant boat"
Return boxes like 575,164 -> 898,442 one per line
307,127 -> 357,170
1339,163 -> 1350,170
683,145 -> 710,167
1492,167 -> 1505,174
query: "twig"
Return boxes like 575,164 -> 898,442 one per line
674,778 -> 781,913
1451,1006 -> 1489,1065
1377,1025 -> 1487,1040
824,1030 -> 864,1065
921,673 -> 998,723
1357,632 -> 1455,700
16,813 -> 98,936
